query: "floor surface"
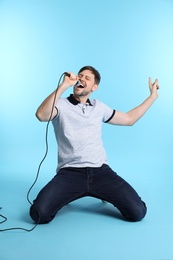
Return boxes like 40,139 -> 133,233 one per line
1,169 -> 173,260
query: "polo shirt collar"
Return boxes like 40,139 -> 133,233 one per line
67,94 -> 93,106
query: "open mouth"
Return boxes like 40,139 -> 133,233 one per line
75,80 -> 84,88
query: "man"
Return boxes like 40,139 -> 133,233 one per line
30,66 -> 159,224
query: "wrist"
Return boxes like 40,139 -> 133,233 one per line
150,92 -> 158,101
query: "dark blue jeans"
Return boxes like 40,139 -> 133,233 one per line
30,164 -> 147,223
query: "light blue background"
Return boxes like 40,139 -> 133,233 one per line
0,0 -> 173,260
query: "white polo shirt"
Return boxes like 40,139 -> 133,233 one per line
52,94 -> 115,172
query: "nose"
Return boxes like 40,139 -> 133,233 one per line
80,75 -> 84,81
79,76 -> 85,85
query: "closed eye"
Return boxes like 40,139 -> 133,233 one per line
78,73 -> 91,81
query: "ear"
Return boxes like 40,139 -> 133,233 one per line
92,84 -> 98,92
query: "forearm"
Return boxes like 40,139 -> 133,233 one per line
36,72 -> 78,122
36,84 -> 67,121
127,94 -> 158,125
109,93 -> 158,126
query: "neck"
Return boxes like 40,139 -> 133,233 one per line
73,94 -> 90,104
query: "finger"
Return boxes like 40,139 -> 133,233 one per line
148,77 -> 152,87
155,79 -> 158,85
154,79 -> 159,89
154,79 -> 160,90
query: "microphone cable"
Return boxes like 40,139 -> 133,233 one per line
0,72 -> 67,232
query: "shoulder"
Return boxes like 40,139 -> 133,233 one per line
91,99 -> 112,110
90,98 -> 106,107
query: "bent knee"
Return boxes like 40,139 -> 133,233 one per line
29,204 -> 55,224
130,202 -> 147,222
122,202 -> 147,222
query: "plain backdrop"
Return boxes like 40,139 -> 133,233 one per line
0,0 -> 173,260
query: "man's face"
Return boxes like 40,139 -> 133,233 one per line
73,69 -> 98,97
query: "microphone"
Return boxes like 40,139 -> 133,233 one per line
64,72 -> 71,77
64,72 -> 84,88
75,80 -> 84,88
